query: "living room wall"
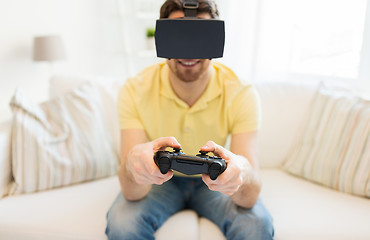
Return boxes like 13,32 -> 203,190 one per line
0,0 -> 125,122
1,0 -> 369,124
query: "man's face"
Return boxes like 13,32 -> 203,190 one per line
166,11 -> 212,83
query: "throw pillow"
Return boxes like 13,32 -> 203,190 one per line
9,82 -> 119,194
284,84 -> 370,198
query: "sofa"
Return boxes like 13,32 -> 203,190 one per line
0,73 -> 369,240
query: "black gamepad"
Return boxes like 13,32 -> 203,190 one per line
154,147 -> 227,180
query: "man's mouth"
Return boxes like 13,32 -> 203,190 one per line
178,60 -> 200,68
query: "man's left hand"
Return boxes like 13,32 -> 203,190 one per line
200,141 -> 252,196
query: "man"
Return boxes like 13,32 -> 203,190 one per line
105,0 -> 274,239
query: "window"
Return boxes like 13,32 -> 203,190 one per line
220,0 -> 370,95
256,0 -> 367,79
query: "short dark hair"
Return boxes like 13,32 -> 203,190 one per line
160,0 -> 219,19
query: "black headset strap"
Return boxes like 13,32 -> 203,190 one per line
183,0 -> 199,18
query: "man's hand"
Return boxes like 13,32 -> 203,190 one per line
126,136 -> 181,185
200,141 -> 253,196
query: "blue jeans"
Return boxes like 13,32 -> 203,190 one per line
106,176 -> 274,240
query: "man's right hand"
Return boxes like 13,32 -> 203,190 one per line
125,136 -> 181,185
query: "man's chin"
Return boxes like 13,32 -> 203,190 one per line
176,73 -> 201,82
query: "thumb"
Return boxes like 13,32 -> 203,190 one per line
153,136 -> 181,151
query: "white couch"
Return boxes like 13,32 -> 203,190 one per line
0,75 -> 369,240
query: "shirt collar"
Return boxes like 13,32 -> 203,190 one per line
160,62 -> 221,112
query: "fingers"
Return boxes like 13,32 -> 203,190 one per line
158,170 -> 174,184
140,149 -> 174,185
147,169 -> 173,185
127,139 -> 177,186
147,162 -> 174,184
200,141 -> 235,195
153,136 -> 181,151
143,136 -> 179,184
202,173 -> 241,196
135,161 -> 173,185
201,155 -> 244,196
200,141 -> 231,160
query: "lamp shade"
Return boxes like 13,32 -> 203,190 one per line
33,35 -> 66,61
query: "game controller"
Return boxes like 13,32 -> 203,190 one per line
154,147 -> 227,180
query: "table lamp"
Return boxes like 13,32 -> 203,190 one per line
33,35 -> 66,73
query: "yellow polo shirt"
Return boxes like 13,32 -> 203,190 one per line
117,61 -> 261,156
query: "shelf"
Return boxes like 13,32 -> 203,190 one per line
117,0 -> 162,76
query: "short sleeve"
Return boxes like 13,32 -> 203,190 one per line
229,86 -> 261,134
117,81 -> 144,130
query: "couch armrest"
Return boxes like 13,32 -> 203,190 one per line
0,120 -> 12,198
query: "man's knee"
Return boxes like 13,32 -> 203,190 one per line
226,204 -> 274,240
242,209 -> 273,239
105,194 -> 157,240
106,209 -> 127,240
106,206 -> 157,240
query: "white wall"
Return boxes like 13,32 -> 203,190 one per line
0,0 -> 126,122
2,0 -> 369,125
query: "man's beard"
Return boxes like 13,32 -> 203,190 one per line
175,68 -> 203,82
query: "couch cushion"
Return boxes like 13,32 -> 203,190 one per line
9,82 -> 119,194
255,81 -> 318,168
260,169 -> 370,240
0,121 -> 11,198
2,169 -> 369,240
0,176 -> 200,240
283,84 -> 370,197
0,176 -> 119,240
198,217 -> 225,240
155,210 -> 200,240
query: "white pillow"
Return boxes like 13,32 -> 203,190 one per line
0,121 -> 12,198
284,84 -> 370,198
49,74 -> 122,154
9,82 -> 119,194
49,74 -> 123,100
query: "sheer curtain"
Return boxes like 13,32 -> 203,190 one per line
217,0 -> 260,82
218,0 -> 370,94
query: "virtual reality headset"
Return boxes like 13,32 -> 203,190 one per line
155,0 -> 225,59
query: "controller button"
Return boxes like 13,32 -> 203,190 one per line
173,148 -> 182,153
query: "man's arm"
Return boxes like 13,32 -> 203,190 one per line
118,129 -> 150,201
119,129 -> 181,201
229,131 -> 261,207
201,131 -> 261,208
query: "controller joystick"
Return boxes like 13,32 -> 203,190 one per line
173,147 -> 182,153
197,150 -> 209,156
154,147 -> 227,180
